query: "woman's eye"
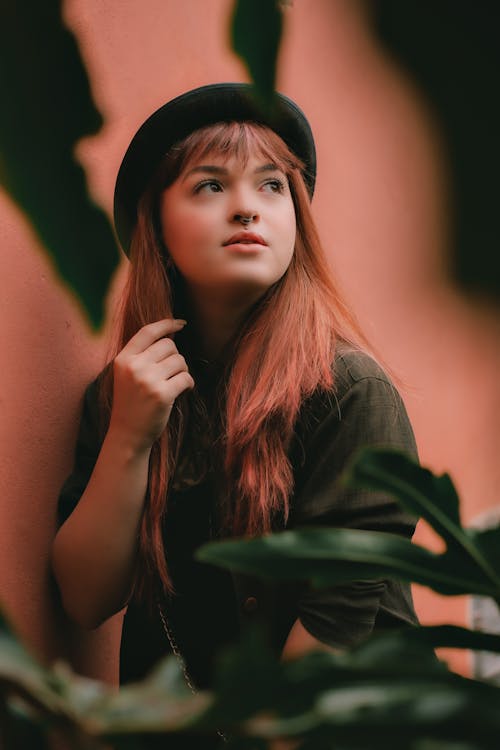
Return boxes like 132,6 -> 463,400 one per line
262,178 -> 286,193
194,180 -> 223,194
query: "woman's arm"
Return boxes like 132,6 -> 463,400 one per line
51,428 -> 151,628
287,349 -> 419,650
52,318 -> 193,629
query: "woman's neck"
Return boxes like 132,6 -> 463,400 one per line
183,285 -> 264,364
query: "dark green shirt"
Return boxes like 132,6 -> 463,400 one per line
57,346 -> 419,688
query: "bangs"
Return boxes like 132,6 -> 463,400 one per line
166,121 -> 304,182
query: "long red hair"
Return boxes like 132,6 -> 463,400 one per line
99,121 -> 369,600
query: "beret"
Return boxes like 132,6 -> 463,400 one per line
113,82 -> 316,254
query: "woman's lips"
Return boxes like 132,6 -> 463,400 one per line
223,231 -> 267,246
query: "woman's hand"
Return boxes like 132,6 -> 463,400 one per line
109,318 -> 194,454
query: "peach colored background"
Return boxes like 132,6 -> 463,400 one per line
1,0 -> 499,683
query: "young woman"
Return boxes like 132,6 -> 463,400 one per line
52,83 -> 418,705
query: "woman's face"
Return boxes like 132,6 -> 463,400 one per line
159,149 -> 296,304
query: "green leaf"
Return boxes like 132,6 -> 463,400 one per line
395,624 -> 500,655
343,449 -> 460,537
243,672 -> 500,747
0,1 -> 119,329
0,607 -> 70,718
230,0 -> 283,105
470,526 -> 500,572
209,627 -> 500,747
193,624 -> 446,740
86,657 -> 210,736
4,604 -> 500,748
197,525 -> 500,598
344,448 -> 500,594
313,678 -> 500,742
0,605 -> 211,740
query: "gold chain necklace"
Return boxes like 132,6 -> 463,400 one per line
156,584 -> 228,742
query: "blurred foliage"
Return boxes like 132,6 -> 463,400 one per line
372,0 -> 500,303
3,607 -> 500,749
3,449 -> 500,748
1,0 -> 498,332
0,0 -> 119,329
231,0 -> 283,107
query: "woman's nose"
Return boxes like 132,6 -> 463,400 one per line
229,183 -> 260,224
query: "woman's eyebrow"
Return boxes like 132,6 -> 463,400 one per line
182,165 -> 227,182
182,162 -> 282,182
254,163 -> 281,174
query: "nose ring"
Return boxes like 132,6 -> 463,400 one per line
238,215 -> 254,226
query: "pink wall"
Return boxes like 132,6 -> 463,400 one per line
1,0 -> 498,683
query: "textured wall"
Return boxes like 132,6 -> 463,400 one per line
1,0 -> 498,683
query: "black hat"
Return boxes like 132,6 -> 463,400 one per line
113,82 -> 316,255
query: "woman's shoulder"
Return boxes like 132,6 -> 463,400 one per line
332,343 -> 393,398
294,343 -> 407,445
290,343 -> 417,478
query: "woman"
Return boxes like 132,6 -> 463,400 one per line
52,82 -> 418,712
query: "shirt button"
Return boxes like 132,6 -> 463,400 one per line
243,596 -> 258,613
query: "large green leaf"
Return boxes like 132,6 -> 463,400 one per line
469,526 -> 500,572
344,448 -> 500,593
0,1 -> 119,329
197,524 -> 500,599
230,0 -> 283,105
344,449 -> 460,539
393,624 -> 500,655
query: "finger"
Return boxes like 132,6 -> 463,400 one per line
155,353 -> 189,380
122,319 -> 187,356
154,370 -> 195,404
165,370 -> 195,397
143,336 -> 178,363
